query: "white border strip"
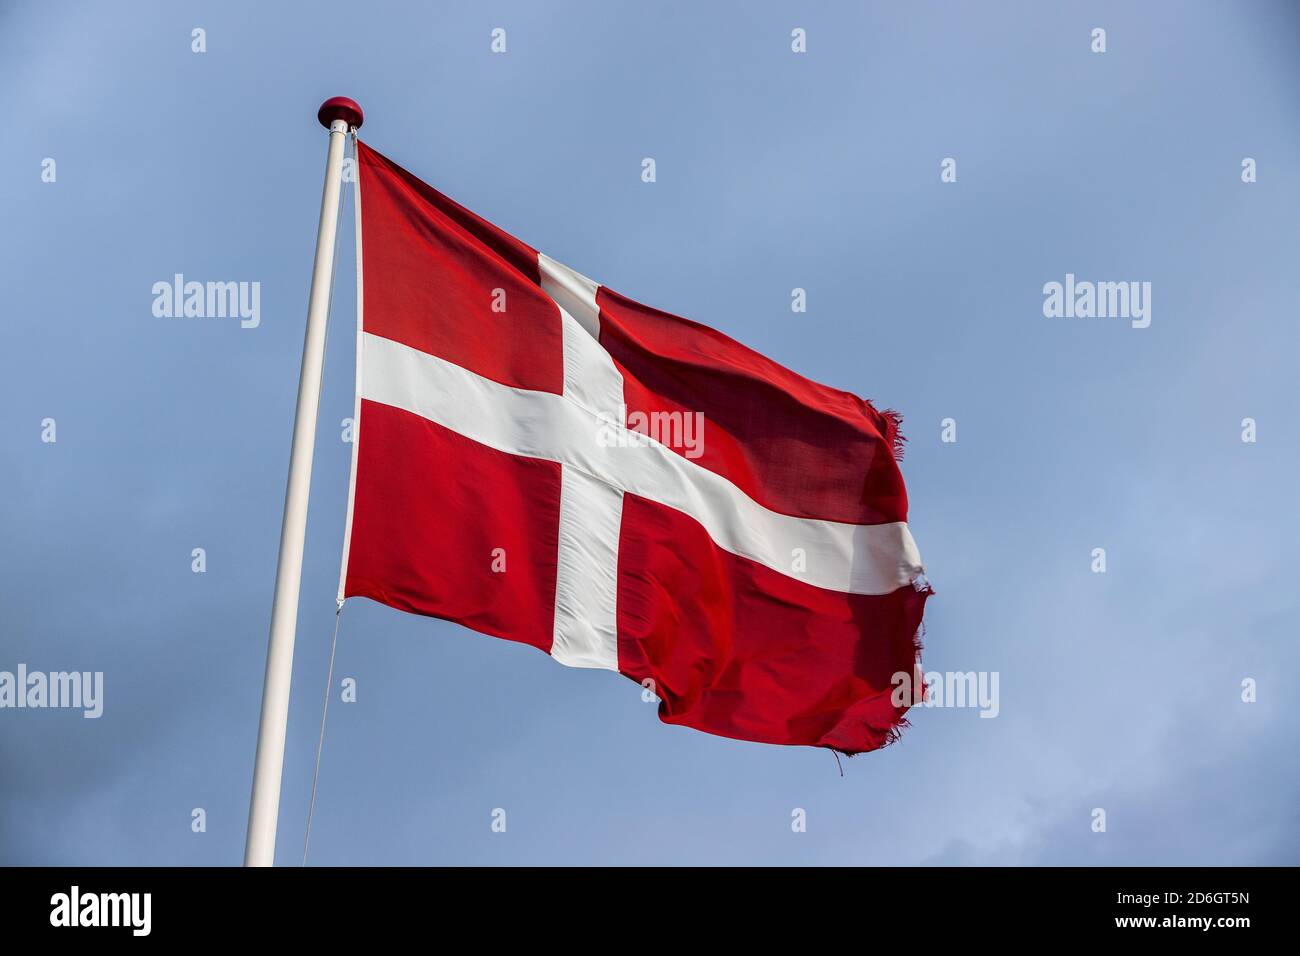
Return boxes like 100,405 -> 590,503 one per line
335,134 -> 365,605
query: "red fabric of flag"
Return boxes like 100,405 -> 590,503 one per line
341,140 -> 930,755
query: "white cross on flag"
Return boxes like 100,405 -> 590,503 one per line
338,141 -> 931,755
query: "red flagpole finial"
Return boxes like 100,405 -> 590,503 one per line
318,97 -> 364,130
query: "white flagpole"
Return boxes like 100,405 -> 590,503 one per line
244,97 -> 364,867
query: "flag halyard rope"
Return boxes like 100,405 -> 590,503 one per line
302,602 -> 343,866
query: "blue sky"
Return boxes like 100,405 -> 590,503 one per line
3,0 -> 1298,865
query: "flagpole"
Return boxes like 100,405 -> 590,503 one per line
244,97 -> 364,867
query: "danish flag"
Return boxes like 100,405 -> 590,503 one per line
338,141 -> 930,755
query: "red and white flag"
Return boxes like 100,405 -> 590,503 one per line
338,141 -> 930,755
